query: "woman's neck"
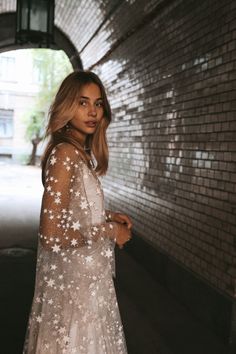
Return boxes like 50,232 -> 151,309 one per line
65,124 -> 86,146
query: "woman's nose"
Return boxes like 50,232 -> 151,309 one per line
88,104 -> 97,116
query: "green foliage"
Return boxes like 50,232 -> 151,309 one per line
24,111 -> 44,142
24,49 -> 73,142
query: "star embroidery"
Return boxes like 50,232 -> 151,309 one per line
50,156 -> 57,165
52,244 -> 61,253
47,279 -> 55,287
58,326 -> 66,334
36,315 -> 42,323
63,335 -> 70,343
85,256 -> 93,263
71,239 -> 78,246
80,200 -> 88,209
55,197 -> 61,204
71,221 -> 81,231
104,249 -> 113,258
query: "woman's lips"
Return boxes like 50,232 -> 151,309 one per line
85,121 -> 97,127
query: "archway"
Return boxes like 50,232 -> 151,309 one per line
0,12 -> 82,69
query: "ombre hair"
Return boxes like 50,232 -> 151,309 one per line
41,70 -> 112,184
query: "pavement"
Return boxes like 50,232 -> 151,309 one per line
0,161 -> 228,354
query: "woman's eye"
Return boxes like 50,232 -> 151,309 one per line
96,101 -> 103,107
79,100 -> 87,106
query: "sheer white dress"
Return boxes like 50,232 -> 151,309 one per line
23,142 -> 128,354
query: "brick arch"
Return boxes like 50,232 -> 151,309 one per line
0,12 -> 82,70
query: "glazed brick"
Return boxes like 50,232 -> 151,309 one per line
29,0 -> 236,299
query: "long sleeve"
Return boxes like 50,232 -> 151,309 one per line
39,143 -> 118,251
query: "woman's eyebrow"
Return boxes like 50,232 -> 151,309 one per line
80,95 -> 103,100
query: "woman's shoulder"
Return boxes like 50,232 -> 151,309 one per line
51,142 -> 81,159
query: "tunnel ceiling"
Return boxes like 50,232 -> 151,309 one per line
0,0 -> 122,56
0,0 -> 157,68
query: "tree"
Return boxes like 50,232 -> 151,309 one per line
24,49 -> 72,165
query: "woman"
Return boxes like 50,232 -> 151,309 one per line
23,70 -> 132,354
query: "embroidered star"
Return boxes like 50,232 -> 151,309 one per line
75,191 -> 80,197
50,264 -> 57,270
50,156 -> 57,165
80,200 -> 88,209
55,197 -> 61,204
36,315 -> 42,323
48,299 -> 53,305
63,335 -> 70,343
71,221 -> 81,231
71,238 -> 78,246
104,249 -> 113,258
58,326 -> 66,334
52,244 -> 60,253
85,256 -> 93,263
47,279 -> 55,287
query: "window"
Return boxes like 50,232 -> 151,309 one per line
0,56 -> 16,81
0,109 -> 14,138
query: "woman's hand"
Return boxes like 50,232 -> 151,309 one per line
112,212 -> 133,230
115,223 -> 132,249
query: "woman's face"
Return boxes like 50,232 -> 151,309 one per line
69,83 -> 104,143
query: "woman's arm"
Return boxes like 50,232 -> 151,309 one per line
39,143 -> 118,251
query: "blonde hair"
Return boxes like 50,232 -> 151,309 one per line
41,70 -> 112,184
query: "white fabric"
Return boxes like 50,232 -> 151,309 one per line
23,142 -> 127,354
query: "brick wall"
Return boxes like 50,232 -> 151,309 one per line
80,0 -> 236,298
